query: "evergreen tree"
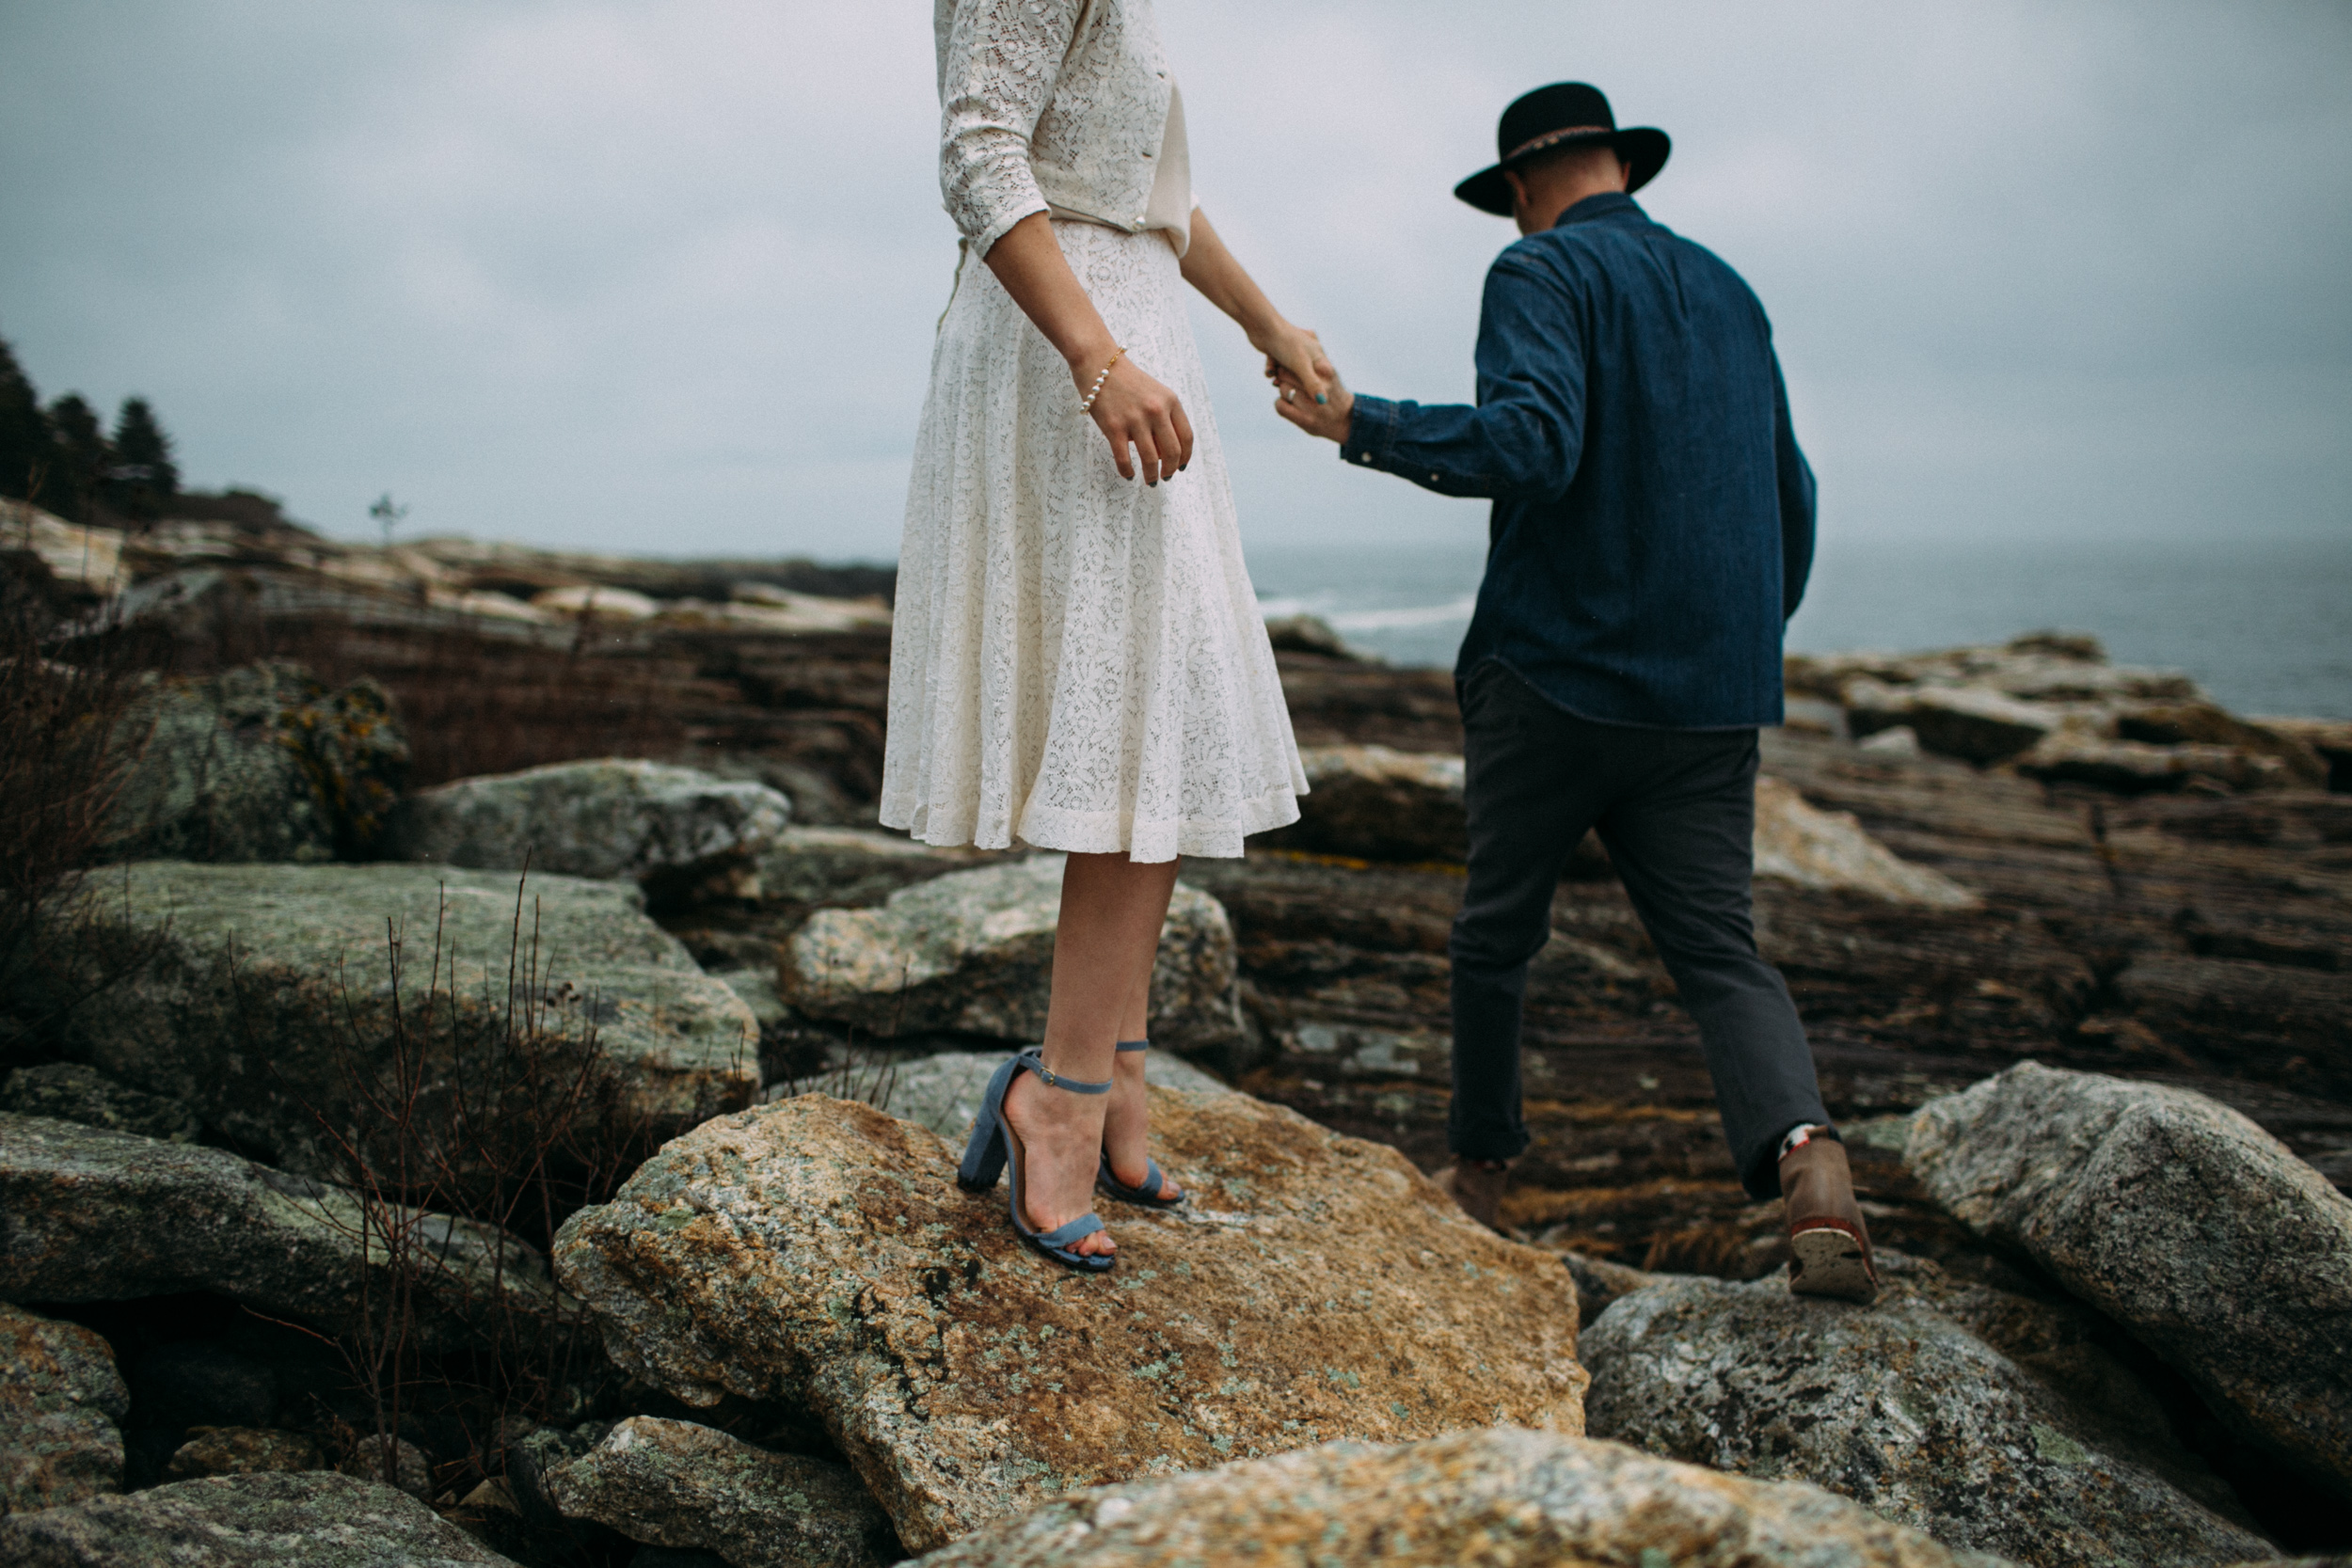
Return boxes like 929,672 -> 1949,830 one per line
0,338 -> 47,507
109,396 -> 180,520
44,395 -> 113,524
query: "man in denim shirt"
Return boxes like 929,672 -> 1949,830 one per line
1275,83 -> 1875,1301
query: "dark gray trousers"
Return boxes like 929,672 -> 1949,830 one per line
1449,660 -> 1829,1199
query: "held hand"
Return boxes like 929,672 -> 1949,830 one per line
1078,352 -> 1194,484
1254,323 -> 1334,404
1271,362 -> 1353,443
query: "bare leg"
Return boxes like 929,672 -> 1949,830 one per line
1102,914 -> 1183,1199
1001,852 -> 1181,1258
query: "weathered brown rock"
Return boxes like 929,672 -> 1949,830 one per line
1908,1063 -> 2352,1506
164,1427 -> 326,1481
908,1426 -> 2010,1568
752,827 -> 998,909
0,1469 -> 521,1565
545,1416 -> 895,1567
782,856 -> 1245,1063
0,1303 -> 129,1515
1581,1272 -> 2269,1567
1256,745 -> 1467,863
1753,775 -> 1980,908
553,1092 -> 1586,1552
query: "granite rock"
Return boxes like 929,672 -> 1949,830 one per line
545,1416 -> 895,1568
103,661 -> 409,863
782,856 -> 1245,1063
35,861 -> 757,1179
0,1470 -> 521,1565
1752,775 -> 1980,909
0,1114 -> 570,1350
909,1426 -> 2010,1568
1907,1063 -> 2352,1506
339,1434 -> 432,1500
752,827 -> 998,909
0,1303 -> 129,1514
861,1049 -> 1232,1141
0,1064 -> 199,1143
553,1091 -> 1586,1552
387,759 -> 791,889
1581,1273 -> 2270,1568
164,1428 -> 326,1481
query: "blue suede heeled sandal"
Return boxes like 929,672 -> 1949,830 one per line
958,1050 -> 1117,1275
1096,1038 -> 1186,1210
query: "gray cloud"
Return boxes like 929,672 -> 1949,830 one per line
2,0 -> 2345,557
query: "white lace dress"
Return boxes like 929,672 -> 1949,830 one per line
882,0 -> 1305,863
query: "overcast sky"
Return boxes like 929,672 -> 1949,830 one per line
3,1 -> 2347,562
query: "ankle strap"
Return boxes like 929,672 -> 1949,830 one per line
1114,1039 -> 1149,1053
1017,1051 -> 1111,1095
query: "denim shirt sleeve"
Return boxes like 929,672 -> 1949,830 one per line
1771,350 -> 1817,620
1338,255 -> 1585,501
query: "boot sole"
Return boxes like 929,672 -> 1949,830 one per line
1789,1226 -> 1878,1304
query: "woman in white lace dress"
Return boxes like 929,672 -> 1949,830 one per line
890,0 -> 1328,1269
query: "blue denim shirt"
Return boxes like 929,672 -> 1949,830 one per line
1342,193 -> 1815,730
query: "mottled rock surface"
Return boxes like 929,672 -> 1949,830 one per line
387,759 -> 791,886
553,1092 -> 1585,1552
37,861 -> 757,1178
783,856 -> 1245,1063
1909,1063 -> 2352,1505
1752,775 -> 1980,909
339,1434 -> 432,1499
910,1427 -> 2008,1568
1581,1273 -> 2269,1568
104,660 -> 409,863
866,1049 -> 1232,1140
164,1427 -> 326,1481
0,1064 -> 199,1143
0,1303 -> 128,1514
0,1114 -> 567,1348
753,827 -> 999,909
0,1470 -> 520,1565
545,1416 -> 894,1568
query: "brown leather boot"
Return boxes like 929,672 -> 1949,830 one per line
1433,1159 -> 1510,1231
1780,1131 -> 1879,1304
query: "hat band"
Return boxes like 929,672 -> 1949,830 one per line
1502,124 -> 1612,163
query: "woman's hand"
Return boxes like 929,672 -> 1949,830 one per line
1253,322 -> 1336,405
1076,352 -> 1194,484
1271,358 -> 1354,443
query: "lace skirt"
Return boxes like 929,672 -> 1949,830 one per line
881,221 -> 1306,862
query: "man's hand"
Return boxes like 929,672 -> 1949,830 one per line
1269,360 -> 1354,443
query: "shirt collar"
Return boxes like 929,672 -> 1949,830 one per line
1550,191 -> 1644,230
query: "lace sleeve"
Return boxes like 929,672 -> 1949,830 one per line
938,0 -> 1083,254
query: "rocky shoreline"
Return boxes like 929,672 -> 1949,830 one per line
3,500 -> 2348,1565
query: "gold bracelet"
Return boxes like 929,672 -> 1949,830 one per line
1079,346 -> 1127,415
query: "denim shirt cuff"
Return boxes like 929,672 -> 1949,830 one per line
1340,394 -> 1399,471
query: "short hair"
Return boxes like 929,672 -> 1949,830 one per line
1515,140 -> 1627,182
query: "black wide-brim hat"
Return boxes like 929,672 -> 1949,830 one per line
1454,81 -> 1670,215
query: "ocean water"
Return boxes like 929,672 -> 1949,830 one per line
1247,534 -> 2352,721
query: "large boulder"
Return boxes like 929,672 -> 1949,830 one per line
1581,1273 -> 2269,1568
552,1092 -> 1586,1553
1256,746 -> 1466,863
1907,1063 -> 2352,1507
865,1049 -> 1232,1141
36,862 -> 757,1179
0,1470 -> 521,1565
386,759 -> 790,895
0,1303 -> 129,1514
1845,682 -> 2058,765
544,1416 -> 896,1568
782,857 -> 1244,1064
752,827 -> 997,909
103,661 -> 409,863
0,1064 -> 199,1143
1752,776 -> 1979,908
909,1426 -> 2007,1568
0,1114 -> 570,1351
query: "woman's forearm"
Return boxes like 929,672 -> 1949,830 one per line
1179,209 -> 1286,347
982,214 -> 1120,378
